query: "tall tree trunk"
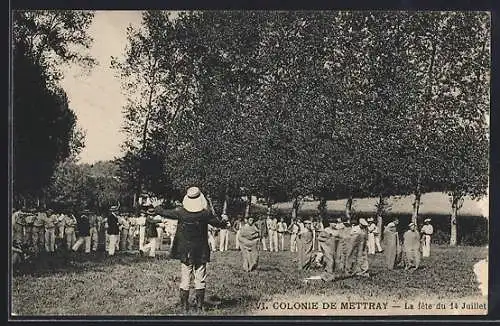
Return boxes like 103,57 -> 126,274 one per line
450,194 -> 463,246
292,197 -> 301,220
376,195 -> 386,216
222,186 -> 229,215
376,195 -> 385,240
133,193 -> 137,208
412,177 -> 421,225
244,194 -> 251,218
377,214 -> 384,241
345,195 -> 353,219
412,192 -> 421,225
450,204 -> 458,247
318,196 -> 327,220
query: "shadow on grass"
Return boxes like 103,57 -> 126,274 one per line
256,266 -> 282,272
12,249 -> 174,278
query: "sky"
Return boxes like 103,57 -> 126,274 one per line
60,11 -> 144,164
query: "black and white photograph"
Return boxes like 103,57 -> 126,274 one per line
10,10 -> 490,317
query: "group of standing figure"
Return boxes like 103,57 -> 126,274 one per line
11,206 -> 179,259
237,213 -> 435,278
383,217 -> 434,271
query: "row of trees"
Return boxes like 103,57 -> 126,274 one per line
12,11 -> 96,207
114,11 -> 489,246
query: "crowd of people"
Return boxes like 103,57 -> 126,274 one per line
11,205 -> 179,259
11,204 -> 435,269
11,187 -> 435,312
236,214 -> 435,279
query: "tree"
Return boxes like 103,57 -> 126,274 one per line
401,12 -> 489,239
113,11 -> 198,204
13,41 -> 84,204
113,11 -> 489,233
13,10 -> 96,78
12,10 -> 95,205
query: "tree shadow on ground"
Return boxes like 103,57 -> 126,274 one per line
12,250 -> 174,278
256,266 -> 282,272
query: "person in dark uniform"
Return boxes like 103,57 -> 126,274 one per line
106,206 -> 120,256
141,207 -> 163,258
72,209 -> 91,254
152,187 -> 230,312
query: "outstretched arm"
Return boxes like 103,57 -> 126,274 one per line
153,206 -> 179,220
208,214 -> 231,229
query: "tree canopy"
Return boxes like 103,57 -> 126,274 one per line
12,10 -> 95,206
114,11 -> 489,230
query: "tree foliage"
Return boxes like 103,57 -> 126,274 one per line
12,10 -> 96,204
115,11 -> 489,230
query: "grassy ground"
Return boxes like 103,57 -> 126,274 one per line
11,233 -> 487,317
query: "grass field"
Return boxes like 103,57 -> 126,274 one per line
11,234 -> 488,316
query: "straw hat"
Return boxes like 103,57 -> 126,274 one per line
424,218 -> 431,223
146,207 -> 156,215
409,222 -> 415,227
109,206 -> 119,212
182,186 -> 208,213
367,217 -> 374,222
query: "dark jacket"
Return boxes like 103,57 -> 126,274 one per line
155,206 -> 228,265
107,213 -> 120,235
77,215 -> 90,237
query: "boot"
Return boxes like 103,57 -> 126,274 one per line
179,289 -> 189,312
195,289 -> 205,312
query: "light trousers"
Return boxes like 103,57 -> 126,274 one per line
58,225 -> 65,239
278,232 -> 286,251
235,230 -> 240,249
312,230 -> 317,250
107,234 -> 119,255
290,234 -> 298,252
422,235 -> 431,257
375,235 -> 383,252
269,230 -> 278,252
44,228 -> 56,252
219,229 -> 229,251
367,233 -> 376,255
180,262 -> 207,290
89,227 -> 99,251
156,227 -> 163,250
208,233 -> 216,251
261,237 -> 268,251
72,236 -> 91,253
143,237 -> 157,257
65,228 -> 76,249
139,226 -> 146,251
